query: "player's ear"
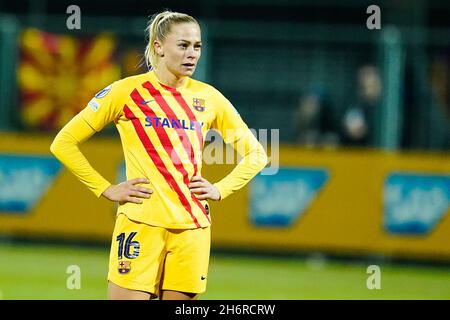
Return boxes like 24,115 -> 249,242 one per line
154,41 -> 164,57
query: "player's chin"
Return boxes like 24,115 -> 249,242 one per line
179,66 -> 196,76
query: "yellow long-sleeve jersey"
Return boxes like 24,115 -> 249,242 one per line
50,71 -> 268,229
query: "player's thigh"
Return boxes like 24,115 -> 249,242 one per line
161,226 -> 211,295
108,281 -> 152,300
108,213 -> 167,297
160,290 -> 198,300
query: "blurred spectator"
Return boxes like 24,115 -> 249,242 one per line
294,86 -> 339,146
430,55 -> 450,121
429,54 -> 450,150
341,65 -> 382,147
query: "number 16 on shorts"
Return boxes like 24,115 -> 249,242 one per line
116,232 -> 140,274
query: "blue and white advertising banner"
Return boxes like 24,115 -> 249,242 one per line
384,173 -> 450,235
250,167 -> 328,227
0,154 -> 62,213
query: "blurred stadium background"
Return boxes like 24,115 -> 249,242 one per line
0,0 -> 449,300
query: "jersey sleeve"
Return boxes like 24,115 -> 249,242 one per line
78,81 -> 123,132
210,89 -> 268,200
50,113 -> 112,197
49,81 -> 123,198
210,90 -> 249,144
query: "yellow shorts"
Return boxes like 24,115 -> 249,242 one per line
107,213 -> 211,297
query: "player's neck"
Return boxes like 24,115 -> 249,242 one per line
153,66 -> 187,89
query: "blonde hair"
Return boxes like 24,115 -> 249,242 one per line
144,10 -> 199,70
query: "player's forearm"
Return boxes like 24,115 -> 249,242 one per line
50,115 -> 112,198
214,133 -> 268,200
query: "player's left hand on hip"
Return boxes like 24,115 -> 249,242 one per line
188,176 -> 221,201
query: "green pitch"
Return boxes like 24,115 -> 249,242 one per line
0,243 -> 449,300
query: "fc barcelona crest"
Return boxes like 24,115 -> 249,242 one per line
193,98 -> 206,112
118,260 -> 131,274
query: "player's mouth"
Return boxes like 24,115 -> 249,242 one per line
182,63 -> 195,69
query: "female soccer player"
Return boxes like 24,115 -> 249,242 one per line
50,10 -> 268,300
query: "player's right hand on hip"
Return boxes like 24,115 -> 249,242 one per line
102,178 -> 153,204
